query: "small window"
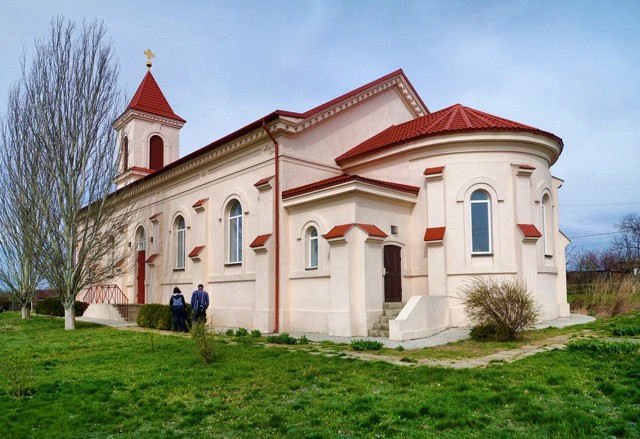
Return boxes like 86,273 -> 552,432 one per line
176,216 -> 186,269
136,227 -> 146,251
228,201 -> 242,263
470,190 -> 491,254
542,194 -> 553,256
307,227 -> 319,269
149,135 -> 164,170
122,136 -> 129,172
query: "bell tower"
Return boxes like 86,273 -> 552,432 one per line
113,49 -> 186,189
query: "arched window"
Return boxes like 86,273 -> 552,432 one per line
176,216 -> 186,269
542,194 -> 553,256
122,136 -> 129,172
136,227 -> 146,251
307,226 -> 319,269
470,190 -> 491,254
149,135 -> 164,170
228,201 -> 242,263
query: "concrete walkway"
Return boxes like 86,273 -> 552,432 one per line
78,313 -> 595,349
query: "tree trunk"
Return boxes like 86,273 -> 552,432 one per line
64,304 -> 76,330
21,304 -> 31,319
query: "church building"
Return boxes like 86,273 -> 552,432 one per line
83,59 -> 570,340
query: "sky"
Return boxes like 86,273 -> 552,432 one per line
1,0 -> 639,253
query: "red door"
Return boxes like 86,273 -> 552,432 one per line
137,250 -> 145,304
384,245 -> 402,302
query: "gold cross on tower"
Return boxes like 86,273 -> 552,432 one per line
144,48 -> 155,70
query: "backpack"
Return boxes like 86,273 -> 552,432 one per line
173,295 -> 184,307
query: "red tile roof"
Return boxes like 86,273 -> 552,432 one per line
145,253 -> 159,264
250,234 -> 272,248
127,71 -> 186,122
323,223 -> 387,239
336,104 -> 563,164
517,224 -> 542,238
192,198 -> 208,208
423,166 -> 445,176
188,246 -> 205,257
424,227 -> 446,241
254,176 -> 274,187
282,174 -> 420,199
149,212 -> 161,221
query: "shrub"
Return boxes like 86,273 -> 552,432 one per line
567,339 -> 640,355
251,330 -> 261,338
298,335 -> 309,344
34,299 -> 87,317
351,340 -> 384,351
225,329 -> 234,336
395,345 -> 405,352
193,324 -> 216,365
266,333 -> 298,345
469,324 -> 499,341
136,304 -> 192,330
235,328 -> 249,337
459,277 -> 540,341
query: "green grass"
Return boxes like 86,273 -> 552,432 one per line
0,312 -> 639,438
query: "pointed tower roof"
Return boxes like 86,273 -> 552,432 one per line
126,71 -> 186,122
336,104 -> 562,164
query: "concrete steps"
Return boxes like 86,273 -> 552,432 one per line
114,304 -> 142,322
368,302 -> 405,338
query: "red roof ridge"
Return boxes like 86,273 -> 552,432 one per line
250,234 -> 272,248
336,104 -> 563,164
282,174 -> 420,199
323,223 -> 388,240
127,71 -> 185,123
517,224 -> 542,238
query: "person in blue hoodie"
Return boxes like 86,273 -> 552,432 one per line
169,287 -> 188,333
190,283 -> 210,326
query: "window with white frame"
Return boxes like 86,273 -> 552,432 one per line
471,190 -> 492,254
176,216 -> 186,269
228,201 -> 242,263
542,194 -> 553,256
136,227 -> 146,251
307,226 -> 319,269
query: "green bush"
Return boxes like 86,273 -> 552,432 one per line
225,329 -> 234,336
136,304 -> 192,330
250,329 -> 261,338
266,333 -> 298,345
469,324 -> 499,341
567,339 -> 640,355
235,328 -> 249,337
351,340 -> 384,351
459,277 -> 540,341
34,298 -> 87,317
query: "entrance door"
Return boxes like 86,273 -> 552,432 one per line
137,250 -> 145,304
384,245 -> 402,302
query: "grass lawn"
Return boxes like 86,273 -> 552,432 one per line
0,312 -> 638,438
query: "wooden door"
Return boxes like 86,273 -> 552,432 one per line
384,245 -> 402,302
137,250 -> 145,304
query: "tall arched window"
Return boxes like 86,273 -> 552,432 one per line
176,216 -> 186,269
471,190 -> 491,254
228,201 -> 242,263
149,135 -> 164,170
542,194 -> 553,256
122,136 -> 129,172
307,226 -> 319,269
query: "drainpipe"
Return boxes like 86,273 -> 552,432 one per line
262,120 -> 280,333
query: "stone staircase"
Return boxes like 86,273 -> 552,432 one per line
368,302 -> 405,338
114,304 -> 142,322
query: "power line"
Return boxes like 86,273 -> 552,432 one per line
569,231 -> 620,239
563,202 -> 640,208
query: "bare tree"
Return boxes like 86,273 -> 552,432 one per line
10,17 -> 131,329
610,213 -> 640,272
0,85 -> 43,318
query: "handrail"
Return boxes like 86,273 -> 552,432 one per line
83,284 -> 129,321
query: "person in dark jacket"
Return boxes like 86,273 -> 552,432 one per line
190,283 -> 210,326
169,287 -> 188,333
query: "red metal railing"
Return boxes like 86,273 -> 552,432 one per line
83,284 -> 129,321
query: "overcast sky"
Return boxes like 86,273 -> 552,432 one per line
1,0 -> 638,253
